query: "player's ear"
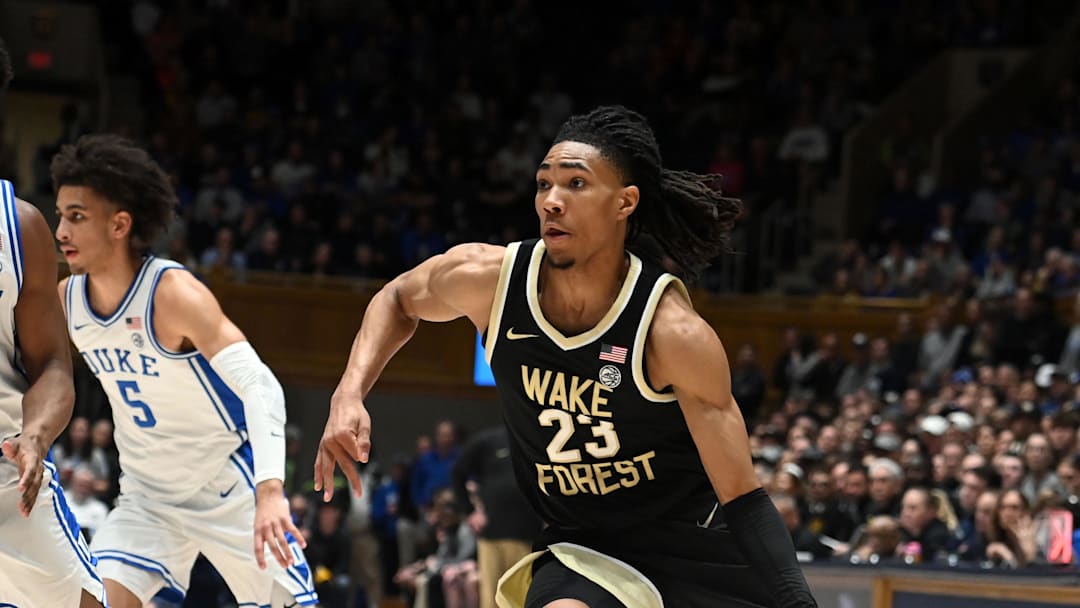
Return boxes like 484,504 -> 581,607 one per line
111,210 -> 133,241
616,185 -> 639,221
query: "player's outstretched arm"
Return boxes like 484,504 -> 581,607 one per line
4,201 -> 75,516
648,289 -> 817,608
152,270 -> 304,569
316,243 -> 504,502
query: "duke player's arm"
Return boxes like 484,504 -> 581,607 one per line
648,288 -> 818,608
316,243 -> 504,501
150,270 -> 306,569
3,201 -> 75,516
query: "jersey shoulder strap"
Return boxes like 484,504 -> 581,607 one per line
482,240 -> 532,362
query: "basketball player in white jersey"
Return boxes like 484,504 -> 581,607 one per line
51,134 -> 317,607
0,36 -> 107,608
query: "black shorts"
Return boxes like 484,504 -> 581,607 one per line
524,553 -> 625,608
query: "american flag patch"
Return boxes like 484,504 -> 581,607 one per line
125,316 -> 142,330
599,343 -> 627,364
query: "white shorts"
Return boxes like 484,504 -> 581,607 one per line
0,459 -> 107,607
91,459 -> 317,606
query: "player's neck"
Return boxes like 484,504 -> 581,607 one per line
86,251 -> 146,303
539,246 -> 629,329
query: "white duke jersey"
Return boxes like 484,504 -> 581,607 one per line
65,256 -> 252,503
0,180 -> 30,442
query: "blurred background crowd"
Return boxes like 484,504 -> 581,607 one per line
5,0 -> 1080,607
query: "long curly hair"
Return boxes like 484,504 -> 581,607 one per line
51,134 -> 176,251
553,105 -> 741,280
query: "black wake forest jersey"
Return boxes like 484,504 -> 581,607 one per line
484,239 -> 719,532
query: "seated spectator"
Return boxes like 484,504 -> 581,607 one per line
248,228 -> 287,272
1058,293 -> 1080,375
1061,454 -> 1080,521
411,421 -> 461,513
773,493 -> 833,560
867,459 -> 905,518
307,502 -> 352,606
958,490 -> 999,562
803,467 -> 854,543
199,226 -> 247,272
899,487 -> 952,561
848,516 -> 903,564
777,105 -> 829,164
395,488 -> 478,608
65,466 -> 109,542
1020,434 -> 1064,503
89,419 -> 119,504
731,343 -> 766,424
51,416 -> 98,488
985,489 -> 1038,568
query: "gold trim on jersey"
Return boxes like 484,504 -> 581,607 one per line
632,274 -> 690,403
495,543 -> 664,608
525,241 -> 642,351
485,242 -> 521,364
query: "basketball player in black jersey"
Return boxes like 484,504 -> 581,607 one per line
316,106 -> 816,607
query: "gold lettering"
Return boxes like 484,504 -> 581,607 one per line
536,463 -> 554,496
633,450 -> 657,480
553,465 -> 579,495
549,372 -> 568,410
570,464 -> 598,495
590,382 -> 612,418
593,462 -> 620,495
521,366 -> 552,406
569,376 -> 592,415
615,460 -> 640,488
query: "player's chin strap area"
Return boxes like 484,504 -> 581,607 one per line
209,341 -> 287,485
722,487 -> 819,608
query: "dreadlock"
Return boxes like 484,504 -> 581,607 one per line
553,105 -> 741,281
0,37 -> 12,91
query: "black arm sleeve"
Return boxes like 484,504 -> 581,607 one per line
722,488 -> 818,608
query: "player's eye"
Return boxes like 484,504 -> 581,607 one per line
569,177 -> 585,188
536,179 -> 550,190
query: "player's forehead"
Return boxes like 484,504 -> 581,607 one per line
538,141 -> 620,179
55,184 -> 112,212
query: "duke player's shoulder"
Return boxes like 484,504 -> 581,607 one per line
150,266 -> 216,312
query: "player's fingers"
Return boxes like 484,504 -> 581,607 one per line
356,422 -> 371,463
276,521 -> 295,567
284,516 -> 307,549
317,446 -> 338,502
18,461 -> 41,516
1,439 -> 17,460
269,522 -> 291,569
333,428 -> 362,461
253,526 -> 267,570
312,448 -> 324,492
328,442 -> 363,498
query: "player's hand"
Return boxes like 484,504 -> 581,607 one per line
314,395 -> 370,502
1,435 -> 47,517
254,479 -> 306,570
467,508 -> 488,534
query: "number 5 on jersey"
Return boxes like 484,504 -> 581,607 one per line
117,380 -> 157,427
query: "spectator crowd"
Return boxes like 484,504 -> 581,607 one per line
25,1 -> 1080,607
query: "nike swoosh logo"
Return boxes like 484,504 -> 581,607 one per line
73,322 -> 90,331
219,482 -> 238,498
271,431 -> 284,438
506,328 -> 538,340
